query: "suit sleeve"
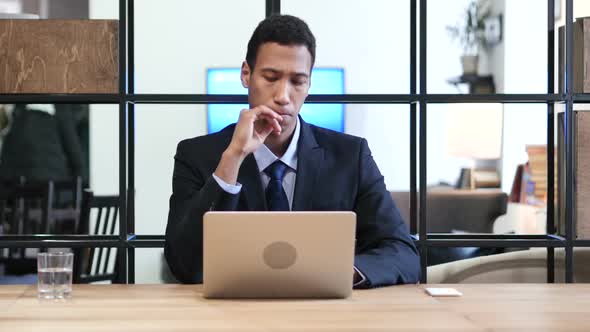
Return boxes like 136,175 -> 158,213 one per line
165,140 -> 240,283
353,138 -> 421,287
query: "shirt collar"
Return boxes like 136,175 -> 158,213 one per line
253,116 -> 300,173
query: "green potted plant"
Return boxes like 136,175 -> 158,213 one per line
446,0 -> 491,75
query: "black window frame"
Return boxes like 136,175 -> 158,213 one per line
0,0 -> 579,284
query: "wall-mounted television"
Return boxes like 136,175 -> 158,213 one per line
207,68 -> 344,133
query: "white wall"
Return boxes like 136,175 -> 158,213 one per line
500,0 -> 548,191
88,0 -> 493,283
282,0 -> 412,190
425,0 -> 475,186
487,0 -> 505,94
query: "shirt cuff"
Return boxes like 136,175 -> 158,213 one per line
212,173 -> 242,195
353,266 -> 367,287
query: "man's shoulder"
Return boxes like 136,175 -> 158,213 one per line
176,124 -> 235,156
307,123 -> 365,148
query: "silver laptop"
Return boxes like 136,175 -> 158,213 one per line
203,211 -> 356,299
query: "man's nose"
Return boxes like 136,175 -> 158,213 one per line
274,80 -> 290,105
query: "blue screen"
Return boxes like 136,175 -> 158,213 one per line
207,68 -> 344,133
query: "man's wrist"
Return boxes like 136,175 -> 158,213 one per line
212,173 -> 242,194
214,148 -> 247,185
225,144 -> 248,161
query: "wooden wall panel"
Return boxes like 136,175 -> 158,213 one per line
0,19 -> 118,93
558,18 -> 590,93
584,19 -> 590,93
577,112 -> 590,238
558,111 -> 590,238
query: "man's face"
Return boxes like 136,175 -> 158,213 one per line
241,42 -> 312,138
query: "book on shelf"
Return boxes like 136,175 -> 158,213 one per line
509,164 -> 524,203
520,145 -> 557,206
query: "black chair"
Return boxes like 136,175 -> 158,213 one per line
0,181 -> 52,274
48,176 -> 84,234
74,189 -> 119,283
0,176 -> 84,235
0,181 -> 51,235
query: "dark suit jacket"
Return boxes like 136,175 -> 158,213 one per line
165,117 -> 420,288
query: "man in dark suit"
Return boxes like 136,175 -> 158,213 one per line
165,15 -> 420,288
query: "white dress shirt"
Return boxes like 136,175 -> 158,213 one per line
211,117 -> 366,286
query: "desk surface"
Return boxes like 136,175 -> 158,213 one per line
1,284 -> 589,331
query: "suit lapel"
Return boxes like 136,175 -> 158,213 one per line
238,154 -> 267,211
292,117 -> 324,211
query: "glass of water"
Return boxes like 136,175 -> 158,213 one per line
37,252 -> 73,299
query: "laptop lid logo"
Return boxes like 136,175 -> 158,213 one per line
263,242 -> 297,269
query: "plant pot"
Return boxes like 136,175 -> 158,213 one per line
461,55 -> 479,75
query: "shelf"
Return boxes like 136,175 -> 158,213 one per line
128,235 -> 166,248
447,74 -> 495,93
0,94 -> 120,104
0,235 -> 121,248
412,234 -> 564,248
423,94 -> 562,104
0,93 -> 566,105
573,240 -> 590,247
122,93 -> 566,105
573,94 -> 590,102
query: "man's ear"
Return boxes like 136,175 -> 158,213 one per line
240,61 -> 251,88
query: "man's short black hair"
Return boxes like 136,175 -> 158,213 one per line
246,14 -> 316,70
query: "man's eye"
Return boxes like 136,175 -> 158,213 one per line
264,76 -> 278,82
293,80 -> 306,86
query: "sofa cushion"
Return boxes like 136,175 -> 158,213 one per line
391,190 -> 508,233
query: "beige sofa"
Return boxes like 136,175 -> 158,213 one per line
427,247 -> 590,283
